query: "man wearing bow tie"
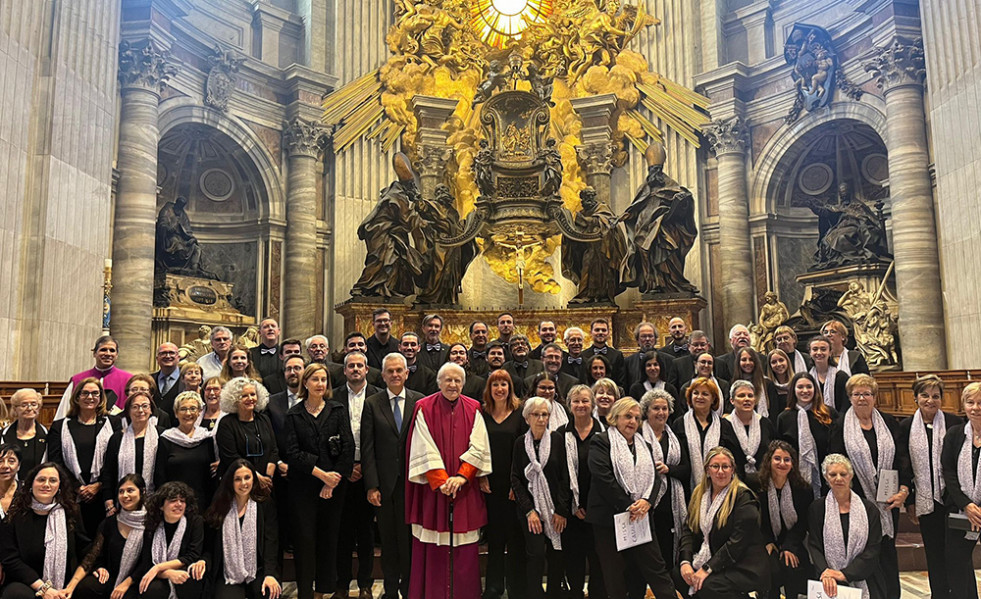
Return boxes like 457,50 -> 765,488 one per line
417,313 -> 450,372
560,327 -> 586,381
400,332 -> 437,395
661,317 -> 691,356
467,321 -> 491,376
502,335 -> 543,398
250,318 -> 282,381
582,318 -> 626,387
529,320 -> 560,360
526,343 -> 579,400
362,353 -> 423,599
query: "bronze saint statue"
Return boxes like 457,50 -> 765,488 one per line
155,196 -> 217,279
415,184 -> 477,305
538,138 -> 562,198
803,181 -> 890,270
472,139 -> 495,198
351,153 -> 428,299
561,187 -> 627,304
620,143 -> 699,294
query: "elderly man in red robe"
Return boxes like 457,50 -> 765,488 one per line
405,361 -> 491,598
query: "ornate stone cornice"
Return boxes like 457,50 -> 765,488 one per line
414,145 -> 454,177
705,116 -> 748,156
576,143 -> 614,175
283,118 -> 327,158
118,39 -> 179,92
864,37 -> 926,93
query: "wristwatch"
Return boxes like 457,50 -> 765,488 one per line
702,566 -> 713,575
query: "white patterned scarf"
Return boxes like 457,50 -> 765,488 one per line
793,351 -> 808,374
755,385 -> 770,419
151,516 -> 187,599
161,425 -> 214,448
548,400 -> 569,432
824,491 -> 870,599
642,421 -> 687,560
837,350 -> 852,376
684,411 -> 720,488
843,407 -> 895,538
726,412 -> 762,473
31,500 -> 67,589
608,426 -> 655,502
524,430 -> 561,550
115,508 -> 146,588
809,366 -> 839,410
691,482 -> 732,589
565,429 -> 582,512
767,481 -> 798,540
119,423 -> 159,493
223,499 -> 258,584
909,409 -> 946,516
60,418 -> 114,482
957,421 -> 981,505
795,404 -> 821,498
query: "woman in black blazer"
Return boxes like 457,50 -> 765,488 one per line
676,447 -> 770,598
776,372 -> 838,497
757,441 -> 812,599
627,351 -> 678,404
0,463 -> 86,599
203,459 -> 280,599
215,378 -> 278,488
731,347 -> 781,424
283,364 -> 355,599
134,481 -> 207,599
806,336 -> 851,414
511,397 -> 569,599
586,398 -> 677,599
724,380 -> 775,493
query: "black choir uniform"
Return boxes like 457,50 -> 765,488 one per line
366,335 -> 400,370
759,481 -> 812,599
582,345 -> 626,388
404,362 -> 437,396
416,343 -> 449,373
503,359 -> 544,398
807,495 -> 885,599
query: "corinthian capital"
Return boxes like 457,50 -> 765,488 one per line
576,143 -> 614,175
283,118 -> 327,158
118,39 -> 179,91
705,117 -> 748,156
864,37 -> 926,93
414,145 -> 454,177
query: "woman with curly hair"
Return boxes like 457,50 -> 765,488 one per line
214,378 -> 278,488
757,441 -> 812,599
0,463 -> 86,599
134,481 -> 207,599
203,459 -> 281,599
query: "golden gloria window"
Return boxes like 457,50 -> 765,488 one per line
471,0 -> 554,48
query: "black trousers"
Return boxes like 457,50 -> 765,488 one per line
918,507 -> 951,599
273,473 -> 292,553
947,519 -> 981,599
0,583 -> 36,599
881,531 -> 901,599
765,547 -> 810,599
562,515 -> 606,599
73,575 -> 114,599
291,479 -> 347,599
122,578 -> 205,599
593,521 -> 676,599
376,481 -> 411,599
521,523 -> 565,599
213,580 -> 266,599
336,477 -> 375,591
484,492 -> 525,598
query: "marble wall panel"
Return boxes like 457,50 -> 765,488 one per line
203,241 -> 259,317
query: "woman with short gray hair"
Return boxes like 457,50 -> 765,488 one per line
155,391 -> 217,509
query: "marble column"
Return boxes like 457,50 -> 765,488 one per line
864,38 -> 947,370
706,116 -> 754,327
282,118 -> 326,338
112,39 -> 177,372
571,94 -> 618,205
411,96 -> 458,198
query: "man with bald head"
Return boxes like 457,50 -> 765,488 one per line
714,323 -> 752,381
307,334 -> 344,387
151,342 -> 182,421
250,317 -> 282,381
662,317 -> 691,358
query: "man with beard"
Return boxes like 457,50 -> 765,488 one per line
268,354 -> 306,554
417,314 -> 449,372
306,334 -> 343,386
468,321 -> 492,376
582,318 -> 626,387
447,343 -> 486,400
526,343 -> 579,400
530,320 -> 561,360
662,317 -> 691,358
400,332 -> 437,395
502,335 -> 543,398
367,308 -> 400,370
344,332 -> 385,387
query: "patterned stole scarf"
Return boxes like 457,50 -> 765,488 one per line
223,499 -> 258,584
957,421 -> 981,505
642,422 -> 687,560
755,385 -> 770,419
824,491 -> 870,599
837,350 -> 852,376
151,516 -> 187,599
524,430 -> 561,550
809,366 -> 839,410
31,500 -> 67,589
608,426 -> 655,502
548,401 -> 569,432
843,408 -> 895,538
161,426 -> 214,448
119,423 -> 159,493
767,481 -> 798,540
684,411 -> 720,488
909,409 -> 946,516
565,430 -> 582,513
793,351 -> 808,374
726,412 -> 762,473
61,418 -> 114,482
691,482 -> 732,591
796,404 -> 821,498
115,509 -> 146,588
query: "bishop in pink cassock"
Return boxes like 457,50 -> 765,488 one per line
405,363 -> 491,599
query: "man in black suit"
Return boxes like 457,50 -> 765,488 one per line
266,354 -> 306,554
625,322 -> 664,392
417,313 -> 449,372
333,351 -> 380,599
306,334 -> 344,387
775,325 -> 813,374
366,308 -> 400,369
561,327 -> 586,381
529,320 -> 560,360
250,318 -> 282,383
492,312 -> 515,358
670,330 -> 711,389
343,332 -> 384,387
661,317 -> 692,359
361,353 -> 424,599
447,343 -> 486,400
582,318 -> 626,387
526,343 -> 579,400
503,335 -> 543,398
400,332 -> 437,395
714,323 -> 751,382
260,338 -> 302,396
151,342 -> 182,422
467,321 -> 492,376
